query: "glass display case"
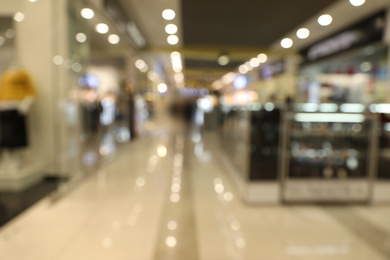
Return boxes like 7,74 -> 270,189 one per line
282,104 -> 378,202
375,105 -> 390,179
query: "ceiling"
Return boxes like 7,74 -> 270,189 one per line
181,0 -> 339,47
109,0 -> 390,87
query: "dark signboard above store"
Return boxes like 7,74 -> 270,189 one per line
259,60 -> 285,80
300,11 -> 386,64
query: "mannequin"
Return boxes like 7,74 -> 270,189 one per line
0,64 -> 35,174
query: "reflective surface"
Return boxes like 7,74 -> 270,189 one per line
0,127 -> 390,260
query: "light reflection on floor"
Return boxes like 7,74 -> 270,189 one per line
0,130 -> 389,260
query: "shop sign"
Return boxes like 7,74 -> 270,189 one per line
301,11 -> 385,63
307,32 -> 359,61
260,60 -> 285,80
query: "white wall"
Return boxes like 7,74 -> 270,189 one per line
0,0 -> 75,185
0,0 -> 23,15
16,0 -> 56,171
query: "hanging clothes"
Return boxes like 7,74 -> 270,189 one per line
0,70 -> 35,148
0,70 -> 35,101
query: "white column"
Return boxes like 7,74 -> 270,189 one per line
0,0 -> 78,190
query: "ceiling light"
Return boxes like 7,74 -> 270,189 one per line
52,55 -> 64,65
218,54 -> 230,66
244,62 -> 253,71
135,59 -> 146,69
158,83 -> 168,93
81,8 -> 94,19
250,58 -> 260,68
318,14 -> 332,26
167,35 -> 179,45
170,52 -> 182,72
148,71 -> 159,81
222,72 -> 236,84
349,0 -> 365,6
171,51 -> 181,58
239,65 -> 248,74
108,34 -> 120,44
139,64 -> 148,72
96,23 -> 109,34
281,38 -> 293,48
29,0 -> 38,2
165,24 -> 178,34
257,53 -> 268,63
162,9 -> 175,20
72,63 -> 82,73
75,33 -> 87,43
14,12 -> 25,22
175,73 -> 184,84
165,236 -> 177,247
296,28 -> 310,39
172,66 -> 182,73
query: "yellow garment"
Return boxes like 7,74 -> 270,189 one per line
0,70 -> 35,101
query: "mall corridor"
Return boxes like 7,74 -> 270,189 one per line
2,0 -> 390,259
0,129 -> 389,260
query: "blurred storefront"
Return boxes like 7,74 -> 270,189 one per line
297,11 -> 388,104
216,9 -> 390,204
0,0 -> 154,194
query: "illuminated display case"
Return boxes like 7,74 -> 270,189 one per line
282,104 -> 378,202
374,105 -> 390,180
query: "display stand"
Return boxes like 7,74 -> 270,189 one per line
281,105 -> 378,203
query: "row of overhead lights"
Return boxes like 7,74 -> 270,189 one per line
162,8 -> 183,88
238,53 -> 268,74
12,5 -> 120,45
171,51 -> 184,87
162,9 -> 179,45
79,8 -> 120,45
81,7 -> 168,92
280,0 -> 366,49
214,54 -> 268,89
52,55 -> 82,72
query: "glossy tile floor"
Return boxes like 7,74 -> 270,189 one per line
1,129 -> 390,260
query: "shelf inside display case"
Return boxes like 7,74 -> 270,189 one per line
282,108 -> 377,202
